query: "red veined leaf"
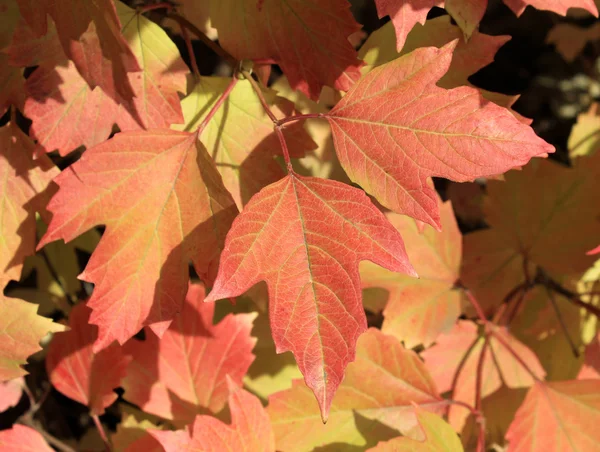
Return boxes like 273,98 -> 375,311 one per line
5,16 -> 63,67
0,425 -> 53,451
39,130 -> 238,352
112,415 -> 164,452
367,406 -> 464,451
361,198 -> 461,348
421,320 -> 546,431
46,303 -> 131,415
505,380 -> 600,451
267,328 -> 442,450
16,0 -> 141,106
150,383 -> 275,452
326,43 -> 553,228
0,122 -> 58,285
122,283 -> 257,423
0,378 -> 24,412
0,294 -> 65,381
206,174 -> 415,420
210,0 -> 363,100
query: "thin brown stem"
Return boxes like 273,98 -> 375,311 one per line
475,337 -> 489,452
275,126 -> 293,173
448,336 -> 480,417
196,77 -> 238,135
242,70 -> 279,123
463,289 -> 488,323
545,287 -> 580,357
276,113 -> 324,127
137,2 -> 173,14
92,415 -> 111,452
180,22 -> 200,79
541,275 -> 600,318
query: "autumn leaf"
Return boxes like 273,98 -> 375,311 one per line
0,122 -> 58,285
326,43 -> 553,228
151,383 -> 275,452
206,174 -> 415,420
579,333 -> 600,379
421,320 -> 546,431
0,378 -> 24,412
0,424 -> 53,451
361,199 -> 462,348
210,0 -> 363,100
176,77 -> 315,208
267,329 -> 442,451
112,415 -> 164,452
569,102 -> 600,158
46,303 -> 131,415
505,380 -> 600,451
503,0 -> 598,17
368,406 -> 464,451
0,294 -> 65,381
547,22 -> 600,63
121,283 -> 256,423
39,130 -> 238,351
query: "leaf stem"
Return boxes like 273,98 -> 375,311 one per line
196,77 -> 238,135
275,126 -> 294,173
92,415 -> 111,452
545,286 -> 580,357
463,289 -> 488,323
136,2 -> 173,14
474,337 -> 489,452
180,22 -> 200,79
276,113 -> 324,127
242,69 -> 279,123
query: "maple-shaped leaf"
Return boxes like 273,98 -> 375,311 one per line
547,22 -> 600,63
0,122 -> 58,285
579,333 -> 600,379
0,425 -> 53,452
151,383 -> 275,452
505,380 -> 600,451
360,16 -> 510,90
112,415 -> 164,452
175,77 -> 316,208
16,0 -> 141,105
361,199 -> 461,348
0,378 -> 23,412
368,406 -> 464,451
569,102 -> 600,158
461,153 -> 600,312
206,174 -> 415,420
422,320 -> 546,431
210,0 -> 363,100
267,328 -> 443,450
326,43 -> 552,228
503,0 -> 598,17
0,58 -> 25,118
0,294 -> 65,381
39,130 -> 238,351
46,303 -> 131,415
122,283 -> 256,423
5,16 -> 63,67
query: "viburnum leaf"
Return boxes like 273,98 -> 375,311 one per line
39,130 -> 238,351
0,378 -> 23,412
112,415 -> 164,452
461,153 -> 600,312
326,43 -> 553,228
16,0 -> 141,105
175,77 -> 315,208
368,406 -> 464,451
360,16 -> 511,90
210,0 -> 363,100
206,175 -> 415,420
0,122 -> 58,285
0,425 -> 53,451
505,380 -> 600,451
0,294 -> 65,381
151,383 -> 275,452
122,283 -> 256,423
422,320 -> 546,430
46,303 -> 131,415
361,198 -> 461,348
267,328 -> 443,450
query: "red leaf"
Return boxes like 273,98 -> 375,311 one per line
505,380 -> 600,451
206,174 -> 415,420
39,130 -> 238,351
326,43 -> 553,228
151,383 -> 275,452
503,0 -> 598,17
0,425 -> 53,451
0,378 -> 23,412
211,0 -> 363,100
46,303 -> 131,415
122,283 -> 257,423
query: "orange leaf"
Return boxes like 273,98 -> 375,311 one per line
0,425 -> 53,451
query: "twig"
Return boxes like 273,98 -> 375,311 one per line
180,22 -> 200,79
196,77 -> 238,135
545,287 -> 580,357
540,274 -> 600,318
92,415 -> 111,452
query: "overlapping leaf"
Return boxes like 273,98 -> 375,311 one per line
206,174 -> 415,420
326,43 -> 553,228
361,199 -> 462,348
176,77 -> 315,208
505,380 -> 600,451
0,378 -> 23,412
151,384 -> 275,452
579,333 -> 600,379
112,415 -> 164,452
46,303 -> 131,415
122,283 -> 256,423
0,424 -> 53,451
0,294 -> 65,381
267,329 -> 442,451
422,320 -> 546,430
39,130 -> 238,351
568,102 -> 600,158
210,0 -> 363,99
